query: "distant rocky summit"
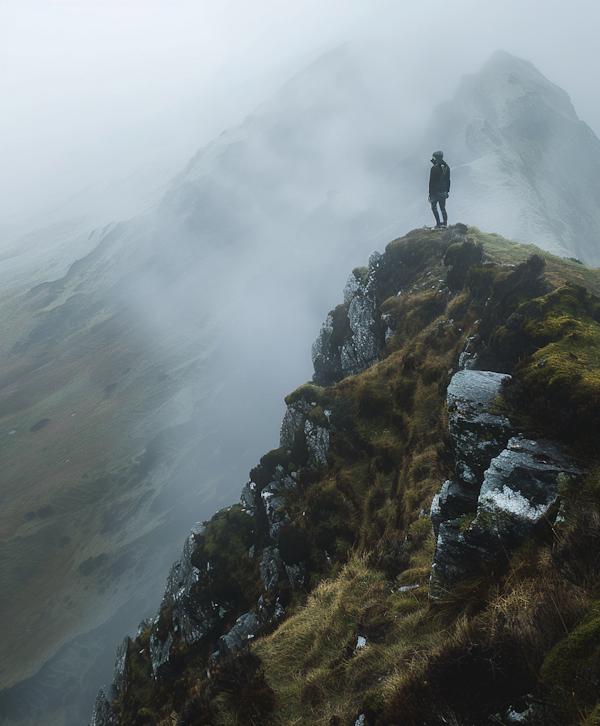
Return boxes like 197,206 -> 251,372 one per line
384,50 -> 600,265
90,225 -> 600,726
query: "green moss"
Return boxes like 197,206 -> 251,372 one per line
443,238 -> 484,290
192,504 -> 261,608
540,603 -> 600,720
306,405 -> 330,428
285,383 -> 325,407
259,446 -> 291,476
497,285 -> 600,450
352,266 -> 370,284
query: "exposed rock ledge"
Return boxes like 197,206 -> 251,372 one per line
430,369 -> 582,599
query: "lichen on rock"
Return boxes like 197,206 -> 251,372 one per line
211,611 -> 262,662
304,418 -> 330,467
148,630 -> 173,680
261,476 -> 295,541
160,523 -> 219,649
259,546 -> 286,591
341,274 -> 380,377
280,404 -> 306,450
113,636 -> 131,694
312,259 -> 387,385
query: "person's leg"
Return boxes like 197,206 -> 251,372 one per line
439,197 -> 448,226
431,199 -> 441,226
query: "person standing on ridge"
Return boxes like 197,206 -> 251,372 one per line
428,150 -> 450,228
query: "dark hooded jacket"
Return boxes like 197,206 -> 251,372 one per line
429,160 -> 451,196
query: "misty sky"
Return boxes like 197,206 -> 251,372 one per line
2,0 -> 600,211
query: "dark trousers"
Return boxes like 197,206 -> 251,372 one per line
430,193 -> 448,225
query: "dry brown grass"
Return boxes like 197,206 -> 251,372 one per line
253,553 -> 439,726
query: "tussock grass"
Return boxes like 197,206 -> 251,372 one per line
381,541 -> 588,726
253,553 -> 439,725
469,226 -> 600,296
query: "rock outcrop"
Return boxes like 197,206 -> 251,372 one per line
469,436 -> 581,547
86,225 -> 487,721
430,368 -> 582,598
446,369 -> 514,488
89,355 -> 339,719
90,685 -> 118,726
311,225 -> 471,388
312,258 -> 385,386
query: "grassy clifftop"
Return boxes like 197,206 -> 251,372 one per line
109,226 -> 600,726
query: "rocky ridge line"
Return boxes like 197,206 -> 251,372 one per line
90,224 -> 589,725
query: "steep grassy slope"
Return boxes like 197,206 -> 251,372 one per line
0,251 -> 221,690
101,226 -> 600,726
0,217 -> 279,701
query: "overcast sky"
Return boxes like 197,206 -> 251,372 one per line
1,0 -> 599,210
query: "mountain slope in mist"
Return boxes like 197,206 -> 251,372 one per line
1,44 -> 600,726
0,42 -> 415,726
381,50 -> 600,262
0,53 -> 316,296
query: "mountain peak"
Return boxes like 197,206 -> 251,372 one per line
401,51 -> 600,263
456,48 -> 575,127
483,48 -> 548,79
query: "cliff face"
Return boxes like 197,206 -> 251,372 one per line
91,225 -> 600,726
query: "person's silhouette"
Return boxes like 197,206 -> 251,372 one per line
428,151 -> 450,228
